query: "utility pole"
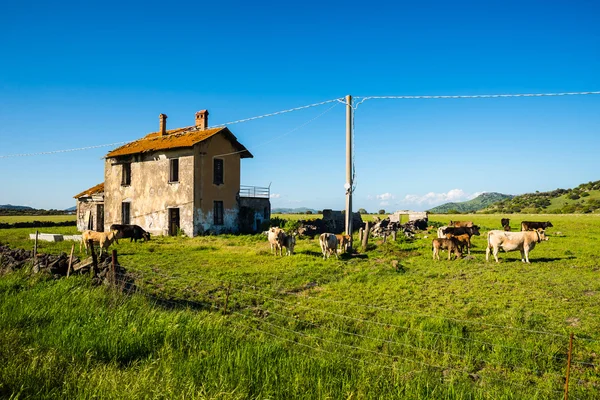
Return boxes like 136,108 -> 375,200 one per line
345,95 -> 353,249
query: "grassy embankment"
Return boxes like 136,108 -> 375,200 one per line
1,214 -> 599,399
0,215 -> 76,224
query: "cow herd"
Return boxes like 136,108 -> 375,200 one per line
434,219 -> 552,263
266,218 -> 554,264
79,219 -> 553,264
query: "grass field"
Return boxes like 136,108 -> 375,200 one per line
0,215 -> 76,223
1,214 -> 599,399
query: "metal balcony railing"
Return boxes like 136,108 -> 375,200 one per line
240,185 -> 270,199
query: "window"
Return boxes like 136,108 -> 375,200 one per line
214,201 -> 224,225
122,202 -> 130,225
213,158 -> 224,185
169,158 -> 179,182
121,163 -> 131,186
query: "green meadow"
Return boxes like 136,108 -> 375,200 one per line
1,214 -> 599,399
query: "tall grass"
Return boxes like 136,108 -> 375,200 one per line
1,214 -> 600,398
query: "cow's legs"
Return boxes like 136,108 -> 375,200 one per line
485,246 -> 490,262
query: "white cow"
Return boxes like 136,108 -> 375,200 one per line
319,233 -> 338,260
486,229 -> 548,263
267,227 -> 286,256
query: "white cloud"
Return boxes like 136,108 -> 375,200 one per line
376,192 -> 394,201
270,193 -> 281,199
379,201 -> 390,206
403,189 -> 471,206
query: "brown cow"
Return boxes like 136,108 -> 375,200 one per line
449,220 -> 474,228
442,226 -> 480,255
335,234 -> 351,253
432,237 -> 462,260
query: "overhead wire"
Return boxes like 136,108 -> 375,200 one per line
0,97 -> 344,159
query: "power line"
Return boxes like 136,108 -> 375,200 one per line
352,90 -> 600,109
0,97 -> 343,159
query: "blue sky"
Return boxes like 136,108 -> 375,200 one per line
1,0 -> 599,212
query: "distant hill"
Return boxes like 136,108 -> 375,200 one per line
0,204 -> 34,210
64,206 -> 77,212
272,207 -> 318,214
428,192 -> 513,213
481,180 -> 600,214
0,204 -> 71,216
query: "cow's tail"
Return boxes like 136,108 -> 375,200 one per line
486,231 -> 493,249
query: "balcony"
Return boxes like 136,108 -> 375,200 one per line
240,185 -> 270,199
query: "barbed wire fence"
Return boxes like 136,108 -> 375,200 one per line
91,254 -> 600,400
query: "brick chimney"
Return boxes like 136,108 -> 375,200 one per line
159,114 -> 167,135
195,110 -> 209,130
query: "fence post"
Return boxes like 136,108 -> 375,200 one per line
89,239 -> 98,277
67,243 -> 75,277
361,222 -> 370,251
223,283 -> 232,314
564,332 -> 574,400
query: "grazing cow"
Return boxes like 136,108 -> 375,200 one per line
449,220 -> 474,228
335,234 -> 351,253
486,229 -> 548,263
501,218 -> 511,231
319,233 -> 339,260
437,226 -> 449,239
80,230 -> 119,256
267,227 -> 286,256
110,224 -> 151,242
521,221 -> 553,231
432,237 -> 462,260
283,232 -> 297,256
442,226 -> 480,255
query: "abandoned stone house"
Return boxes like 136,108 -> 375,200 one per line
74,110 -> 270,236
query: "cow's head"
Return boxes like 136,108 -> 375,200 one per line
536,228 -> 549,242
110,230 -> 119,244
545,221 -> 554,228
143,232 -> 151,241
471,225 -> 481,236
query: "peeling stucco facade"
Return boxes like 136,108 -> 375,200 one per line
103,131 -> 257,237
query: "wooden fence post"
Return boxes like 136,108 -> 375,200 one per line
392,230 -> 397,241
361,221 -> 370,251
66,243 -> 75,277
564,332 -> 574,400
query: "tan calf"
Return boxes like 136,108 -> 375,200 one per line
432,237 -> 462,260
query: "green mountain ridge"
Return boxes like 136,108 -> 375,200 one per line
427,192 -> 513,213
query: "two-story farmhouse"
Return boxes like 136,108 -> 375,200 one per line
75,110 -> 270,236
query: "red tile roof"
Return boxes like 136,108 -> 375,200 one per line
74,182 -> 104,199
105,126 -> 253,159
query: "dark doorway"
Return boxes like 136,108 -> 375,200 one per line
97,204 -> 104,232
169,208 -> 180,236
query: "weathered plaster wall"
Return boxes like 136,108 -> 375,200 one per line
193,135 -> 242,234
104,149 -> 195,236
76,198 -> 104,232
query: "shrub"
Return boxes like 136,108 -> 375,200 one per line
358,208 -> 368,214
569,194 -> 580,200
581,192 -> 590,197
378,209 -> 386,215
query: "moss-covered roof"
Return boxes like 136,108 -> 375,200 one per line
105,126 -> 253,159
74,182 -> 104,199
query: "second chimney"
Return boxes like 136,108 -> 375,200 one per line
159,114 -> 168,135
195,110 -> 209,130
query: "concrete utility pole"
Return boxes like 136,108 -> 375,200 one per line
345,95 -> 353,248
